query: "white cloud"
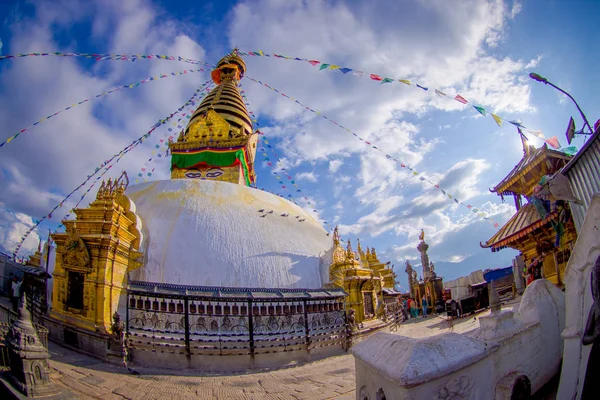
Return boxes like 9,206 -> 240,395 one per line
295,171 -> 318,182
525,55 -> 542,69
0,209 -> 41,255
328,160 -> 343,173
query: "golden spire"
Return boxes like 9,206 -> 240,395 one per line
357,238 -> 362,253
346,239 -> 355,261
333,226 -> 340,246
169,51 -> 257,185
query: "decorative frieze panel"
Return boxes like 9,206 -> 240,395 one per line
126,285 -> 348,357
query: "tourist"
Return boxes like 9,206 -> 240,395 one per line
409,298 -> 418,319
401,298 -> 409,320
422,297 -> 428,318
525,256 -> 544,287
11,276 -> 22,311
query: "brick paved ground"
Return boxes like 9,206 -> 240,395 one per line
47,299 -> 522,399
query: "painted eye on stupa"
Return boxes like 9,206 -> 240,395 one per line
185,170 -> 203,179
205,168 -> 224,178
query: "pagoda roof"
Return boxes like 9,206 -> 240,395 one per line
480,202 -> 558,252
491,144 -> 571,196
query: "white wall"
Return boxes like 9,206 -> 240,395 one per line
557,194 -> 600,400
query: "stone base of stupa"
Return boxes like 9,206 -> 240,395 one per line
0,373 -> 77,400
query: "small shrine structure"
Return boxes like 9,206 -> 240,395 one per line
326,227 -> 399,324
481,137 -> 577,286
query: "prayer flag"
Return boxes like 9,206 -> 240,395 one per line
544,136 -> 561,149
454,94 -> 468,104
473,106 -> 486,116
491,114 -> 503,127
527,130 -> 545,139
399,79 -> 411,85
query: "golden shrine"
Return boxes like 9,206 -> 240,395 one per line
481,138 -> 577,286
48,172 -> 143,333
326,227 -> 398,324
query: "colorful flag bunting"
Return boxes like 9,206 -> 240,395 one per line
245,75 -> 501,230
12,84 -> 207,257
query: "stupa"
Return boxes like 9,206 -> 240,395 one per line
39,51 -> 398,369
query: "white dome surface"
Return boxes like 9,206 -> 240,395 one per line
126,179 -> 331,289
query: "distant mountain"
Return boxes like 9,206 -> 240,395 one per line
433,250 -> 518,282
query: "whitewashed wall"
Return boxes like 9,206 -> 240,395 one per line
352,279 -> 565,400
557,194 -> 600,399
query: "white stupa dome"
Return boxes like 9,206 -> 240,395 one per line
125,179 -> 331,289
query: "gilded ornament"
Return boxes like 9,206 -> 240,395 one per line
58,231 -> 91,270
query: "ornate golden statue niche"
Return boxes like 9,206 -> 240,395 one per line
169,51 -> 257,186
50,171 -> 144,333
58,231 -> 91,272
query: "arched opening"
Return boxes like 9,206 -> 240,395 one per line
376,388 -> 387,400
358,385 -> 369,400
510,375 -> 531,400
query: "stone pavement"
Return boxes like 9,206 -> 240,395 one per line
47,299 -> 523,400
48,342 -> 356,400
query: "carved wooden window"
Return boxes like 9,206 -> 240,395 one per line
67,271 -> 84,310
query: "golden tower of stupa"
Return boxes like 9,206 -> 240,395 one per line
169,50 -> 257,185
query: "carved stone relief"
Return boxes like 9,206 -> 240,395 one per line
435,376 -> 475,400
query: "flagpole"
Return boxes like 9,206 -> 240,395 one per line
43,229 -> 52,313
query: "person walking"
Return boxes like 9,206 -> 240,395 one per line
408,298 -> 416,319
422,297 -> 428,318
11,276 -> 22,311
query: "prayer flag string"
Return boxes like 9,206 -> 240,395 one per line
12,83 -> 210,257
134,84 -> 215,183
237,50 -> 561,149
0,51 -> 212,67
0,68 -> 205,149
65,88 -> 208,221
239,86 -> 330,226
245,75 -> 501,230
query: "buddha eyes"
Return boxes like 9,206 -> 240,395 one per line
185,170 -> 203,178
205,169 -> 224,178
184,169 -> 224,179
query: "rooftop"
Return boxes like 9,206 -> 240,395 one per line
481,203 -> 558,252
492,144 -> 571,196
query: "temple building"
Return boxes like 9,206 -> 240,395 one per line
480,137 -> 577,286
404,230 -> 444,311
34,51 -> 398,368
324,229 -> 398,324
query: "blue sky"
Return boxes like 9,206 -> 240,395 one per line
0,0 -> 598,290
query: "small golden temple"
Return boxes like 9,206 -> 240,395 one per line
326,227 -> 398,323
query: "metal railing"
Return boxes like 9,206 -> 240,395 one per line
127,288 -> 349,357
